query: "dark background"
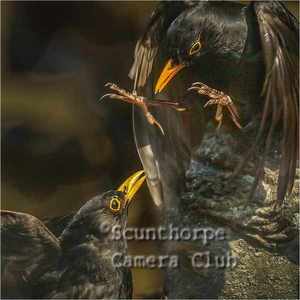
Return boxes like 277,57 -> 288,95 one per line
1,1 -> 298,297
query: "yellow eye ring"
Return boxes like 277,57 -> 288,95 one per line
110,197 -> 121,212
189,41 -> 202,56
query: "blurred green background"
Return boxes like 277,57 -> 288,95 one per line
1,1 -> 298,298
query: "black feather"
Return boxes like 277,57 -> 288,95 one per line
1,192 -> 133,298
1,210 -> 61,298
253,1 -> 299,204
130,1 -> 299,210
129,1 -> 200,89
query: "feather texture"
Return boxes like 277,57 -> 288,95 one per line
131,1 -> 299,208
129,1 -> 200,89
253,1 -> 299,204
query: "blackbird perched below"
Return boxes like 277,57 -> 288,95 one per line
1,170 -> 145,299
121,1 -> 299,210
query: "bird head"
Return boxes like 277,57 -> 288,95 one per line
155,4 -> 245,94
154,8 -> 208,94
60,170 -> 146,247
95,169 -> 146,217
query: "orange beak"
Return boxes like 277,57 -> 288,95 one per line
154,59 -> 185,94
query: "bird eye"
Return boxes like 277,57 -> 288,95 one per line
189,41 -> 201,56
109,197 -> 121,212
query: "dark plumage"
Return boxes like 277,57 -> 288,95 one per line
1,171 -> 145,299
129,1 -> 299,209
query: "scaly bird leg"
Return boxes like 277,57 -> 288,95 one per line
100,82 -> 165,134
101,83 -> 188,135
188,82 -> 242,129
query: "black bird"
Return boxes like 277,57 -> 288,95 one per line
1,170 -> 145,299
124,1 -> 299,211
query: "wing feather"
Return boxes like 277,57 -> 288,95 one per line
129,1 -> 200,89
1,210 -> 61,298
253,1 -> 299,204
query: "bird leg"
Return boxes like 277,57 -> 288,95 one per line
101,82 -> 165,134
101,82 -> 188,135
188,82 -> 242,129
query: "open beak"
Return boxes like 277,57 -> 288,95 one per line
155,59 -> 185,94
117,170 -> 146,207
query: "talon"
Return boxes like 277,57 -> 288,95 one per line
204,99 -> 216,107
191,82 -> 203,87
155,121 -> 165,135
98,93 -> 114,101
101,82 -> 169,135
145,112 -> 165,135
187,86 -> 200,92
188,81 -> 241,129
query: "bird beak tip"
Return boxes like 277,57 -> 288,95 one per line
117,170 -> 146,206
154,88 -> 160,95
154,59 -> 185,94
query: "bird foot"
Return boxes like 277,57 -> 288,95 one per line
101,82 -> 165,135
188,82 -> 242,129
101,83 -> 188,135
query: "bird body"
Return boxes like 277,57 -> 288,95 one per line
129,1 -> 299,210
1,171 -> 146,299
125,4 -> 299,297
50,191 -> 133,299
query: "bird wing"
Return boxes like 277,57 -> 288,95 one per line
129,1 -> 200,89
1,210 -> 61,298
249,2 -> 299,203
131,1 -> 206,208
44,212 -> 75,237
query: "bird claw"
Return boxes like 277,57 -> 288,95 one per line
191,82 -> 205,87
99,93 -> 114,101
187,86 -> 200,92
204,99 -> 219,107
101,82 -> 165,135
145,112 -> 165,135
188,82 -> 242,129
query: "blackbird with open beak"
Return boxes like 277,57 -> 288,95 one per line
1,170 -> 146,299
128,1 -> 299,209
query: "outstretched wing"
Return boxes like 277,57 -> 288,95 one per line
252,1 -> 299,204
1,210 -> 61,298
130,1 -> 205,208
129,1 -> 199,89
